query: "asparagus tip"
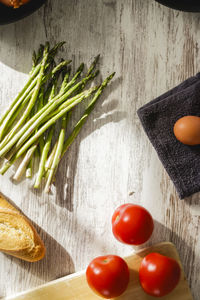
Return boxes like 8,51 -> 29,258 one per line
93,54 -> 100,66
105,72 -> 116,83
78,63 -> 85,73
93,70 -> 100,78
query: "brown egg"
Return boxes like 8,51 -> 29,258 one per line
174,116 -> 200,145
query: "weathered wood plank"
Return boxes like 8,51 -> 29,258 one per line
0,0 -> 199,299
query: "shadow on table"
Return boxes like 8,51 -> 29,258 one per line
5,220 -> 75,281
3,72 -> 125,211
0,0 -> 116,73
132,219 -> 197,299
0,195 -> 75,282
54,77 -> 126,211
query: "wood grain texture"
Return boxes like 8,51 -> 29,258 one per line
5,243 -> 194,300
0,0 -> 199,299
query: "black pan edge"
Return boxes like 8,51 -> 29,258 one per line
156,0 -> 200,12
0,0 -> 46,25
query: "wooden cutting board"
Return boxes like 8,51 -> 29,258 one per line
6,242 -> 193,300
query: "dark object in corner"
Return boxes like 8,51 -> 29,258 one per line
137,73 -> 200,199
156,0 -> 200,12
0,0 -> 46,25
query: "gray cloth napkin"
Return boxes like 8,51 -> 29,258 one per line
137,73 -> 200,199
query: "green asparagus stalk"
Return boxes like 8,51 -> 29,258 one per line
0,42 -> 115,194
45,141 -> 58,172
0,46 -> 67,147
0,87 -> 97,175
41,69 -> 71,177
59,70 -> 71,94
31,60 -> 68,161
0,70 -> 40,142
0,44 -> 49,143
34,76 -> 60,188
31,44 -> 44,73
15,90 -> 90,151
0,64 -> 41,129
44,73 -> 115,191
17,88 -> 97,156
0,71 -> 98,158
37,88 -> 45,155
0,42 -> 64,131
26,158 -> 33,178
87,54 -> 100,76
62,63 -> 84,93
0,59 -> 59,147
34,127 -> 54,188
61,73 -> 115,158
0,89 -> 34,150
45,56 -> 100,173
46,70 -> 99,120
14,85 -> 45,180
25,102 -> 36,178
13,144 -> 37,181
44,112 -> 71,193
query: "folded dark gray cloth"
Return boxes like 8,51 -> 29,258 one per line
137,73 -> 200,199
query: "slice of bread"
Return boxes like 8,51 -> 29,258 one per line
0,195 -> 45,262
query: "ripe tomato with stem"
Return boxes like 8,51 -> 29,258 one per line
86,255 -> 130,299
112,203 -> 154,245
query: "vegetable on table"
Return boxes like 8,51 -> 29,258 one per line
0,42 -> 115,192
86,255 -> 129,299
139,252 -> 181,297
112,203 -> 154,245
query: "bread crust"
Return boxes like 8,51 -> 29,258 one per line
0,195 -> 45,262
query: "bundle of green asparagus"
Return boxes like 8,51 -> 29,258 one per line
0,42 -> 115,193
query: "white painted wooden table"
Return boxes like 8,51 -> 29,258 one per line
0,0 -> 199,299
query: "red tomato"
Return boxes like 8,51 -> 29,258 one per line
139,252 -> 181,297
86,255 -> 129,299
112,204 -> 154,245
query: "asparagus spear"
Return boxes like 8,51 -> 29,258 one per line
0,86 -> 97,175
45,140 -> 58,172
45,55 -> 100,174
0,42 -> 115,194
44,112 -> 71,193
26,158 -> 33,178
43,69 -> 72,181
0,42 -> 64,129
46,70 -> 99,120
0,89 -> 34,150
14,86 -> 45,180
31,44 -> 44,73
0,71 -> 98,158
44,73 -> 115,191
62,72 -> 115,158
0,71 -> 40,142
25,104 -> 36,178
0,44 -> 49,143
0,45 -> 67,145
0,64 -> 41,129
8,63 -> 62,182
17,88 -> 97,156
13,144 -> 37,181
34,127 -> 54,188
34,75 -> 61,188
